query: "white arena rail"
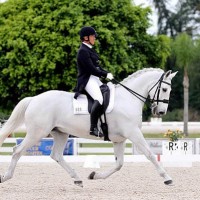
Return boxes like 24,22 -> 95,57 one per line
1,138 -> 200,164
76,138 -> 133,155
0,138 -> 133,155
0,137 -> 200,156
0,138 -> 16,153
142,121 -> 200,134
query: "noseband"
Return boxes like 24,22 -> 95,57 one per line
113,73 -> 171,106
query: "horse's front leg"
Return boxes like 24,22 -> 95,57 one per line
88,141 -> 125,180
129,129 -> 173,185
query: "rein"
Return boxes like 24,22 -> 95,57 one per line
112,73 -> 171,105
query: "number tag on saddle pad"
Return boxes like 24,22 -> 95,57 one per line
73,82 -> 115,114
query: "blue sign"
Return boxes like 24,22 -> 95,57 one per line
16,138 -> 74,155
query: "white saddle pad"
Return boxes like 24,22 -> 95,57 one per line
73,82 -> 115,114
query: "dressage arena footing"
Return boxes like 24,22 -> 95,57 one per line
1,155 -> 200,167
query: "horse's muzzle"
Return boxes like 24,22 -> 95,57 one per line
151,105 -> 166,117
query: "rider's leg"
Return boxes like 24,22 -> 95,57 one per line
85,75 -> 103,104
85,75 -> 103,137
90,100 -> 103,137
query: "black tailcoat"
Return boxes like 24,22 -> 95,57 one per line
74,43 -> 108,98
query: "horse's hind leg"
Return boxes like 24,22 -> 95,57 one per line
0,133 -> 45,183
50,130 -> 83,187
89,141 -> 125,180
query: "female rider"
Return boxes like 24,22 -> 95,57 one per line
74,26 -> 114,137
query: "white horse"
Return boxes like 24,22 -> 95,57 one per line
0,68 -> 177,187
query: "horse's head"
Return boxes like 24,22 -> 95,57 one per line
149,70 -> 178,117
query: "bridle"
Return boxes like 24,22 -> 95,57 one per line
113,73 -> 171,107
148,73 -> 171,105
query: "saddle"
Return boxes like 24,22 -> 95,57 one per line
73,82 -> 115,114
73,82 -> 115,141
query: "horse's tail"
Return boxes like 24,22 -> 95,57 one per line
0,97 -> 32,147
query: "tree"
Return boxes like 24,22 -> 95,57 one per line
172,33 -> 195,136
0,0 -> 171,112
189,38 -> 200,111
152,0 -> 200,38
150,0 -> 200,122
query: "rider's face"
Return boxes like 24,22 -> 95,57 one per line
89,35 -> 96,45
83,35 -> 96,45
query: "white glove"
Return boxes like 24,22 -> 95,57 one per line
107,73 -> 114,80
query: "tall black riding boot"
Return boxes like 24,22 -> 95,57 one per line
90,100 -> 104,137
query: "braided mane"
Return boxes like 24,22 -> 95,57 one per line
119,68 -> 164,85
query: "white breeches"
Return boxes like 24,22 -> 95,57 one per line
85,75 -> 103,105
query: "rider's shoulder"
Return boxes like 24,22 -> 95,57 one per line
78,45 -> 90,56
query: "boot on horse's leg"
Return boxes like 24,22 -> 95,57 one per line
90,100 -> 103,137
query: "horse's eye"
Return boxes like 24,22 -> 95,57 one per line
162,88 -> 167,92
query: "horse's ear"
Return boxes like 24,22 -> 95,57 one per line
164,70 -> 172,78
169,71 -> 178,79
164,70 -> 178,80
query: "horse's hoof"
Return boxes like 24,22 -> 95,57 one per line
74,180 -> 83,187
164,180 -> 173,185
88,171 -> 95,180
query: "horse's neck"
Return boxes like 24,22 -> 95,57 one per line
117,71 -> 163,105
126,71 -> 162,95
114,71 -> 162,116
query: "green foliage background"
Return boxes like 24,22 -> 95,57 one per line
0,0 -> 171,113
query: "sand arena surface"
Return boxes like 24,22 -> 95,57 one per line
0,162 -> 200,200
